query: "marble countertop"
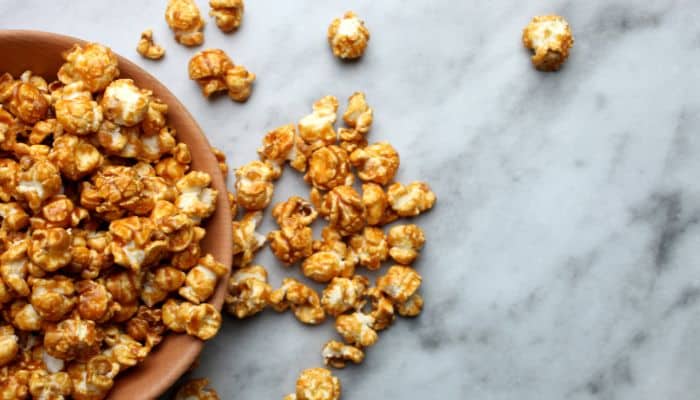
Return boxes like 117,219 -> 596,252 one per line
3,0 -> 700,398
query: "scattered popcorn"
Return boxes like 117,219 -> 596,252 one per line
269,278 -> 325,325
376,265 -> 422,304
298,96 -> 338,154
397,293 -> 423,317
322,340 -> 364,369
268,224 -> 313,265
348,227 -> 388,270
349,141 -> 400,186
258,124 -> 296,166
294,368 -> 341,400
188,49 -> 256,101
302,249 -> 354,284
522,15 -> 574,71
272,196 -> 318,228
137,29 -> 166,60
319,185 -> 365,236
209,0 -> 244,32
232,211 -> 266,267
335,312 -> 377,348
386,181 -> 436,217
366,287 -> 395,331
305,145 -> 354,191
175,378 -> 220,400
387,224 -> 425,265
165,0 -> 206,47
235,160 -> 280,211
327,11 -> 370,60
224,265 -> 271,318
321,276 -> 368,317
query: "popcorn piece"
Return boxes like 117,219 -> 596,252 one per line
165,0 -> 206,47
0,240 -> 31,296
103,326 -> 150,370
224,265 -> 271,319
319,186 -> 365,236
327,11 -> 370,60
211,147 -> 228,178
268,224 -> 313,265
179,254 -> 228,304
175,171 -> 219,223
335,312 -> 377,348
141,266 -> 186,307
268,278 -> 325,325
57,43 -> 119,92
142,97 -> 169,136
342,92 -> 373,133
386,181 -> 436,217
126,306 -> 165,348
80,166 -> 153,221
69,230 -> 112,280
209,0 -> 244,32
397,293 -> 423,317
67,355 -> 120,400
108,216 -> 168,272
103,270 -> 140,322
305,145 -> 354,191
322,340 -> 364,369
162,300 -> 222,340
302,249 -> 355,284
387,224 -> 425,265
295,368 -> 341,400
0,325 -> 18,367
337,127 -> 367,154
188,49 -> 255,101
175,378 -> 220,400
54,82 -> 103,135
100,79 -> 150,127
49,134 -> 103,180
17,159 -> 62,212
28,276 -> 76,321
522,15 -> 574,72
44,317 -> 103,361
28,228 -> 72,272
150,200 -> 196,252
321,276 -> 368,317
231,211 -> 266,267
7,81 -> 49,125
136,29 -> 166,60
350,141 -> 399,186
0,202 -> 29,232
234,160 -> 280,211
171,226 -> 206,271
224,64 -> 256,102
298,96 -> 338,153
272,196 -> 318,228
75,280 -> 116,322
28,370 -> 72,400
7,300 -> 43,331
376,265 -> 421,303
348,227 -> 388,270
29,118 -> 58,145
365,287 -> 394,331
257,124 -> 296,165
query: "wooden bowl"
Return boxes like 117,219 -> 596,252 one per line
0,30 -> 233,399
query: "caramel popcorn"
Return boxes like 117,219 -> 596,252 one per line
224,65 -> 256,102
6,80 -> 49,125
100,79 -> 150,127
175,171 -> 219,223
76,280 -> 116,322
387,224 -> 425,265
268,224 -> 313,265
136,29 -> 166,60
7,300 -> 42,331
49,135 -> 103,181
366,287 -> 394,331
0,325 -> 18,367
348,227 -> 388,270
28,228 -> 72,272
44,317 -> 103,361
272,196 -> 318,228
28,276 -> 76,321
319,186 -> 365,236
350,141 -> 399,186
162,300 -> 221,340
80,165 -> 151,221
224,265 -> 271,319
108,216 -> 168,272
337,127 -> 367,154
327,11 -> 370,60
342,92 -> 372,134
103,326 -> 150,370
298,96 -> 338,153
179,254 -> 228,304
57,43 -> 119,92
302,250 -> 354,284
211,146 -> 228,178
322,340 -> 364,369
28,370 -> 72,400
386,181 -> 436,217
294,368 -> 341,400
150,200 -> 196,252
54,82 -> 103,136
125,306 -> 164,348
188,49 -> 256,101
209,0 -> 244,32
376,265 -> 421,304
522,15 -> 574,72
17,158 -> 62,213
29,118 -> 58,145
0,240 -> 31,296
269,278 -> 325,325
235,160 -> 280,211
231,211 -> 265,267
305,145 -> 354,191
335,312 -> 377,348
165,0 -> 206,47
397,293 -> 423,317
67,355 -> 119,400
175,378 -> 220,400
0,202 -> 29,232
321,276 -> 368,317
257,124 -> 296,165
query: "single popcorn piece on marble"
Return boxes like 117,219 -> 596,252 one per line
257,124 -> 297,166
272,196 -> 318,228
178,253 -> 228,304
231,211 -> 266,267
211,146 -> 228,178
57,43 -> 119,92
522,15 -> 574,72
224,265 -> 271,318
335,312 -> 377,348
337,127 -> 367,154
235,160 -> 280,211
100,79 -> 151,127
295,367 -> 341,400
28,370 -> 72,400
224,64 -> 256,102
321,276 -> 368,317
302,248 -> 355,284
67,355 -> 120,400
327,11 -> 370,60
319,185 -> 365,236
397,293 -> 423,317
305,145 -> 354,191
188,49 -> 255,101
175,171 -> 219,223
387,224 -> 425,265
54,82 -> 103,135
268,224 -> 313,265
209,0 -> 244,32
298,96 -> 339,154
28,275 -> 76,322
0,325 -> 18,367
376,265 -> 422,304
165,0 -> 206,47
350,141 -> 400,186
348,227 -> 388,270
43,316 -> 104,361
136,29 -> 166,60
175,378 -> 220,400
268,278 -> 325,325
108,216 -> 168,273
342,92 -> 372,134
49,134 -> 103,181
386,181 -> 436,217
322,340 -> 364,369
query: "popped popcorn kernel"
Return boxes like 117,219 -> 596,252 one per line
0,325 -> 18,367
269,278 -> 325,325
397,293 -> 423,317
7,80 -> 50,125
7,300 -> 43,331
54,82 -> 103,135
224,265 -> 271,319
49,134 -> 103,181
43,317 -> 103,361
337,127 -> 367,154
175,378 -> 220,400
387,224 -> 425,265
322,340 -> 364,369
234,160 -> 280,211
28,370 -> 72,400
209,0 -> 244,32
108,216 -> 168,272
175,171 -> 218,223
342,92 -> 372,134
28,275 -> 76,321
257,124 -> 296,165
348,227 -> 388,270
522,15 -> 574,71
0,202 -> 29,232
376,265 -> 421,304
17,158 -> 62,213
328,11 -> 370,60
188,49 -> 255,101
272,196 -> 318,228
366,287 -> 394,331
224,64 -> 256,102
386,181 -> 436,217
231,211 -> 266,267
0,240 -> 31,297
136,29 -> 166,60
305,145 -> 354,191
28,227 -> 72,273
165,0 -> 206,47
268,224 -> 313,265
67,355 -> 119,400
335,312 -> 377,348
100,79 -> 151,127
302,250 -> 354,284
178,253 -> 228,304
295,368 -> 341,400
321,276 -> 368,317
298,96 -> 338,154
57,43 -> 119,92
211,146 -> 228,178
125,306 -> 165,348
75,280 -> 116,322
80,166 -> 149,221
319,185 -> 365,236
350,141 -> 400,186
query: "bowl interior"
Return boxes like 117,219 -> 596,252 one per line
0,30 -> 233,399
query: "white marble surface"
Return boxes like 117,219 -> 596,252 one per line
4,0 -> 700,398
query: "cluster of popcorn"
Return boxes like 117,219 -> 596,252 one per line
0,42 -> 227,399
164,0 -> 244,47
220,92 -> 435,399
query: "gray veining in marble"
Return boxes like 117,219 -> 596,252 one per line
3,0 -> 700,398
